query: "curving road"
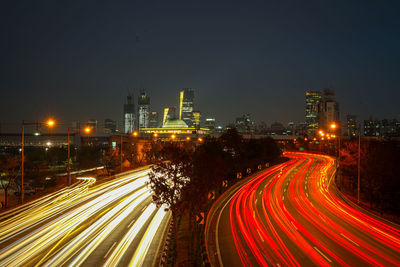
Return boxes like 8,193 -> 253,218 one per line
206,152 -> 400,266
0,167 -> 171,267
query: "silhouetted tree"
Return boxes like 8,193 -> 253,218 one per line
0,155 -> 20,208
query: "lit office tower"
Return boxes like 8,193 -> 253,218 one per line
305,91 -> 322,137
318,89 -> 340,131
138,91 -> 150,129
179,88 -> 195,127
193,111 -> 201,129
346,115 -> 357,137
124,94 -> 135,133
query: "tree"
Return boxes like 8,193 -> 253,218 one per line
102,148 -> 120,175
147,142 -> 193,216
0,155 -> 20,208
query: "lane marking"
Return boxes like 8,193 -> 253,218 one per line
141,206 -> 147,212
306,193 -> 309,198
341,233 -> 360,247
127,219 -> 136,228
314,246 -> 332,263
104,242 -> 117,259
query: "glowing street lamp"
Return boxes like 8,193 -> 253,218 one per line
132,131 -> 138,137
67,125 -> 92,186
198,137 -> 203,143
186,136 -> 191,141
330,123 -> 337,129
21,118 -> 56,204
153,133 -> 158,138
170,134 -> 176,140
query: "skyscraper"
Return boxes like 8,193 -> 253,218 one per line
138,90 -> 150,129
179,88 -> 195,127
305,91 -> 322,137
318,89 -> 340,131
124,94 -> 135,133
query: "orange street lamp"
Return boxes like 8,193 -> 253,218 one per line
67,126 -> 92,186
132,131 -> 138,137
198,137 -> 203,142
21,118 -> 55,204
330,123 -> 337,129
170,134 -> 176,140
153,133 -> 158,138
186,136 -> 191,141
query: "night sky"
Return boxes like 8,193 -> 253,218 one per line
1,0 -> 399,130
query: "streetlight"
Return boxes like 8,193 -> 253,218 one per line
67,126 -> 92,186
21,119 -> 55,204
170,134 -> 176,140
330,122 -> 361,204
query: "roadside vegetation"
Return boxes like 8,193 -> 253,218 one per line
146,129 -> 282,266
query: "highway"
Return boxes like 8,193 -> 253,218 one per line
0,167 -> 171,267
206,152 -> 400,266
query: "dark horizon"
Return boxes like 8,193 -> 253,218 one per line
1,0 -> 399,129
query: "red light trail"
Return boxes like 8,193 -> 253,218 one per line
206,152 -> 400,266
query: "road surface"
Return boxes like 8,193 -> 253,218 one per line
0,167 -> 171,266
206,152 -> 400,266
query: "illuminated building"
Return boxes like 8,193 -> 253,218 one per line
318,89 -> 340,132
179,88 -> 195,127
193,111 -> 201,129
235,114 -> 255,133
205,118 -> 216,131
163,106 -> 177,126
346,115 -> 357,137
138,91 -> 150,129
364,118 -> 381,136
124,94 -> 135,133
305,91 -> 321,137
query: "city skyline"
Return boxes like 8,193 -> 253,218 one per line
1,1 -> 399,129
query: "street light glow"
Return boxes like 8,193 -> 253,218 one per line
330,123 -> 337,129
186,136 -> 191,141
198,137 -> 203,142
132,131 -> 138,137
171,134 -> 176,140
47,119 -> 55,127
153,133 -> 158,138
84,127 -> 92,133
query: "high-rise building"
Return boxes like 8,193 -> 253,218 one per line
104,119 -> 117,134
205,118 -> 216,131
346,115 -> 357,137
149,111 -> 160,128
124,94 -> 135,133
138,90 -> 150,129
235,114 -> 255,134
305,91 -> 322,137
193,111 -> 201,129
179,88 -> 195,127
318,89 -> 340,132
